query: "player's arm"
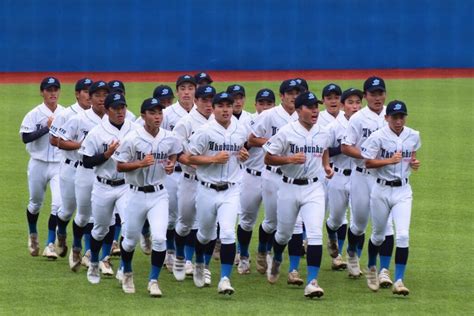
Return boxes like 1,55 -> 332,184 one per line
116,154 -> 154,172
248,133 -> 268,148
365,152 -> 402,168
82,140 -> 119,168
264,152 -> 305,165
322,149 -> 334,178
57,138 -> 81,151
22,128 -> 50,144
409,151 -> 420,170
188,152 -> 230,165
341,144 -> 363,159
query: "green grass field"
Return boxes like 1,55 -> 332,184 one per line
0,78 -> 473,315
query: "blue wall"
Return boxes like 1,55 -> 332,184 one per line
1,0 -> 473,72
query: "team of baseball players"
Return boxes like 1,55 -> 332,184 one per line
20,73 -> 421,299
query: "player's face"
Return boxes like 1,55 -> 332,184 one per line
297,104 -> 319,129
323,93 -> 341,115
255,100 -> 275,114
90,89 -> 108,116
213,101 -> 233,126
107,105 -> 127,125
386,113 -> 406,135
195,96 -> 213,118
197,80 -> 211,89
177,83 -> 196,106
142,107 -> 163,130
75,89 -> 91,110
159,97 -> 174,108
343,95 -> 362,119
232,94 -> 245,114
280,89 -> 300,112
41,87 -> 60,106
365,90 -> 386,114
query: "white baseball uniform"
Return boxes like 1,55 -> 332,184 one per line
20,103 -> 65,215
361,126 -> 421,248
114,126 -> 182,252
317,110 -> 345,128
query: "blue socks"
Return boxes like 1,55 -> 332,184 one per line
395,264 -> 406,281
149,265 -> 161,280
380,255 -> 391,271
307,266 -> 320,284
289,256 -> 300,272
221,264 -> 233,279
185,245 -> 195,262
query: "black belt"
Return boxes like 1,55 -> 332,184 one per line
130,184 -> 164,193
356,166 -> 370,174
65,159 -> 79,168
184,173 -> 198,181
266,165 -> 282,175
96,176 -> 125,187
77,161 -> 92,169
334,166 -> 352,176
246,168 -> 262,177
282,176 -> 318,185
200,181 -> 234,192
376,178 -> 408,187
174,165 -> 182,172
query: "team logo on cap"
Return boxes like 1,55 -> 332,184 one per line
151,98 -> 158,104
296,79 -> 302,84
84,79 -> 91,84
289,80 -> 297,86
200,73 -> 206,78
372,79 -> 380,86
48,78 -> 55,83
261,91 -> 270,97
98,82 -> 105,87
113,94 -> 121,101
221,93 -> 228,97
329,84 -> 336,90
113,81 -> 120,87
393,103 -> 402,110
205,87 -> 213,93
184,75 -> 191,79
308,93 -> 315,99
161,88 -> 169,95
233,86 -> 241,91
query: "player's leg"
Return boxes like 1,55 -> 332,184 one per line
72,169 -> 94,257
287,218 -> 304,285
164,173 -> 179,258
110,213 -> 122,256
378,212 -> 395,287
56,162 -> 77,258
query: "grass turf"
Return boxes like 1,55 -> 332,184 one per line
0,78 -> 472,315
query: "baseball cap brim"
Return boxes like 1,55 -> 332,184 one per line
365,85 -> 386,92
42,82 -> 60,90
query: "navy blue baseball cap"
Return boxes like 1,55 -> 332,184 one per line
294,78 -> 309,91
141,97 -> 164,113
226,84 -> 246,97
255,88 -> 275,102
194,72 -> 213,84
195,85 -> 216,99
295,91 -> 322,108
322,83 -> 342,98
341,88 -> 364,103
153,85 -> 175,99
212,92 -> 234,105
386,100 -> 408,116
104,93 -> 127,108
108,80 -> 125,93
40,77 -> 60,90
176,74 -> 197,89
364,76 -> 386,92
279,79 -> 302,94
75,78 -> 93,91
88,80 -> 110,96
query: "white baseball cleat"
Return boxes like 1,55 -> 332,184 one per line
234,252 -> 240,266
99,256 -> 114,276
378,268 -> 393,288
287,269 -> 304,286
56,234 -> 68,258
185,260 -> 194,276
69,248 -> 82,272
267,259 -> 281,284
331,254 -> 347,270
237,257 -> 251,275
87,262 -> 101,284
304,279 -> 325,298
110,240 -> 121,257
140,234 -> 152,255
204,268 -> 212,286
255,252 -> 267,274
122,272 -> 135,294
148,279 -> 162,297
28,233 -> 40,256
217,277 -> 234,295
213,239 -> 221,261
173,257 -> 186,281
193,263 -> 205,288
81,249 -> 91,267
164,250 -> 175,273
116,267 -> 124,283
366,266 -> 380,292
347,254 -> 361,278
266,253 -> 273,275
392,279 -> 410,296
42,243 -> 58,260
327,238 -> 339,258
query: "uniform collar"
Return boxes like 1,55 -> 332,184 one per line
337,111 -> 349,128
85,108 -> 103,124
170,101 -> 193,117
38,103 -> 55,116
102,117 -> 133,138
71,102 -> 86,114
136,125 -> 164,142
293,120 -> 320,136
211,118 -> 237,134
275,104 -> 298,121
384,125 -> 409,139
190,108 -> 213,123
362,105 -> 386,120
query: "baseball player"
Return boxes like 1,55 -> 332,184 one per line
226,84 -> 252,122
294,78 -> 309,92
79,93 -> 137,284
194,72 -> 213,88
50,78 -> 93,263
325,88 -> 363,270
161,74 -> 197,273
114,97 -> 182,296
153,85 -> 175,108
319,83 -> 344,126
361,100 -> 421,296
108,80 -> 137,121
341,76 -> 395,284
20,77 -> 64,259
263,91 -> 333,298
187,92 -> 249,295
172,85 -> 216,284
248,79 -> 303,284
236,88 -> 276,274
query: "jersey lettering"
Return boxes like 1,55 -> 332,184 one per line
380,148 -> 413,159
289,144 -> 324,155
208,141 -> 242,152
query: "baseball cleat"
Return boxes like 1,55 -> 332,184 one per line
347,254 -> 361,278
164,250 -> 175,273
28,233 -> 40,256
81,249 -> 91,267
327,238 -> 339,258
237,257 -> 251,275
193,263 -> 206,288
185,260 -> 194,276
217,277 -> 235,295
116,267 -> 124,284
110,240 -> 121,257
87,262 -> 101,284
287,269 -> 304,286
42,242 -> 58,260
392,279 -> 410,296
99,256 -> 114,276
256,252 -> 268,274
366,266 -> 380,292
69,247 -> 82,272
378,268 -> 393,288
204,268 -> 212,286
148,279 -> 162,297
56,234 -> 68,257
122,272 -> 135,294
213,239 -> 221,261
140,234 -> 152,255
267,259 -> 281,284
173,257 -> 186,281
234,252 -> 240,266
266,253 -> 273,275
331,254 -> 347,270
304,279 -> 325,298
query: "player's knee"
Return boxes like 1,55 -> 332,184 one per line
262,221 -> 276,234
28,203 -> 41,214
384,223 -> 395,236
176,223 -> 190,237
219,229 -> 235,244
275,231 -> 291,246
197,231 -> 212,245
371,233 -> 385,247
152,238 -> 167,252
74,214 -> 89,227
306,235 -> 323,246
92,226 -> 109,241
121,238 -> 136,253
239,220 -> 254,232
396,231 -> 410,248
350,224 -> 365,236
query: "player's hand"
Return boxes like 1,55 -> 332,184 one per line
290,152 -> 306,164
164,160 -> 175,174
410,158 -> 421,171
324,165 -> 334,179
390,151 -> 402,164
47,116 -> 54,128
238,147 -> 249,162
213,151 -> 230,164
141,154 -> 155,168
104,140 -> 120,158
